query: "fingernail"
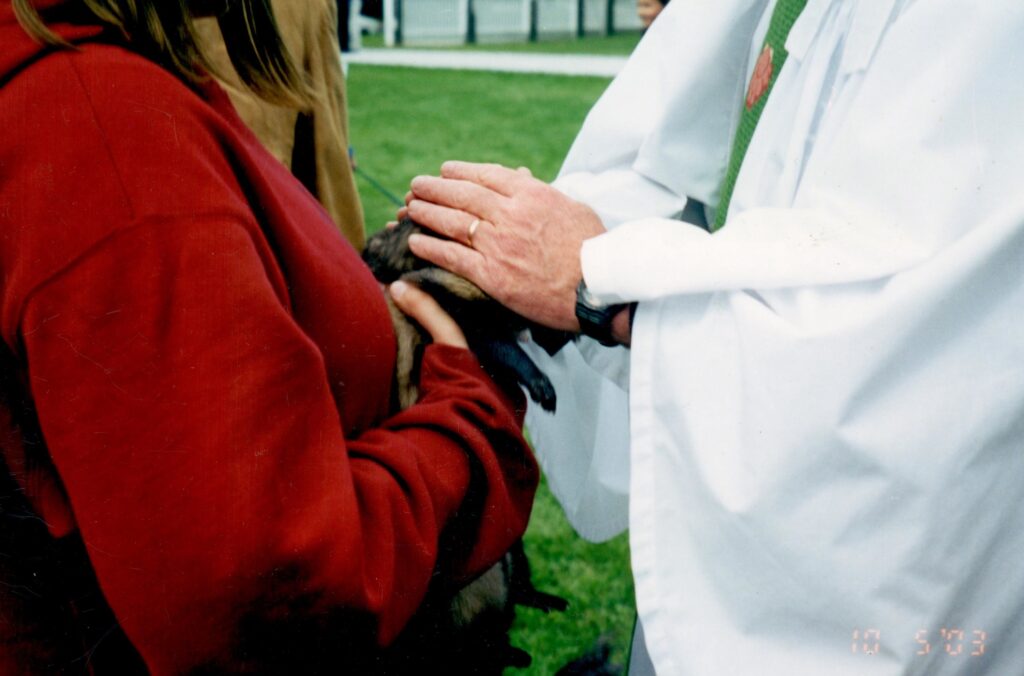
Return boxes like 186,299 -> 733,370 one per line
390,280 -> 409,299
408,233 -> 424,248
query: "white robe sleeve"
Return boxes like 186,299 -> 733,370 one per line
524,0 -> 771,542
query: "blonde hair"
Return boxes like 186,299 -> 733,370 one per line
12,0 -> 312,108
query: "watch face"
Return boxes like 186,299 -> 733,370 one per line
578,281 -> 605,310
580,285 -> 601,309
576,280 -> 622,346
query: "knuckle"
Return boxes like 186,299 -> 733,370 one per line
494,201 -> 515,225
442,247 -> 461,271
453,183 -> 473,208
482,164 -> 502,182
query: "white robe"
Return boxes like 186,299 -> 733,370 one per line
524,0 -> 1024,673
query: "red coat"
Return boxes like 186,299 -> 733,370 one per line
0,2 -> 537,673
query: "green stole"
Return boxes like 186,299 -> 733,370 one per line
713,0 -> 809,231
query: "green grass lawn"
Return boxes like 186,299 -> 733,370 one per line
359,31 -> 641,55
348,65 -> 612,232
347,65 -> 635,673
512,477 -> 634,672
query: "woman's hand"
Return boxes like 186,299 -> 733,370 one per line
405,161 -> 607,332
389,280 -> 468,349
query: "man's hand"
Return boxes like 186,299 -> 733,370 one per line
406,161 -> 606,332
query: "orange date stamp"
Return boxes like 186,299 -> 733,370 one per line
850,628 -> 987,657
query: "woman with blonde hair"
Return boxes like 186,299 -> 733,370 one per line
0,1 -> 537,672
194,0 -> 367,249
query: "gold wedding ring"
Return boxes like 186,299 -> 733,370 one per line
467,218 -> 481,248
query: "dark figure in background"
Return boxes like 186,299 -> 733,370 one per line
337,0 -> 350,51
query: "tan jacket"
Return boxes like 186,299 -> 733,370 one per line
196,0 -> 365,249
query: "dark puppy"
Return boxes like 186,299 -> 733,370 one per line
363,218 -> 573,412
362,218 -> 570,673
375,543 -> 568,675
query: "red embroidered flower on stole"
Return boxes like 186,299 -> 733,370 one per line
746,44 -> 774,110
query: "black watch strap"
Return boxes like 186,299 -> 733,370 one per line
575,279 -> 625,347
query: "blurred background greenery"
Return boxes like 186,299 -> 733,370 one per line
347,36 -> 638,672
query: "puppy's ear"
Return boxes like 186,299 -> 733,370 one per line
362,219 -> 421,282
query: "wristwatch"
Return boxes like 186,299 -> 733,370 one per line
575,278 -> 627,347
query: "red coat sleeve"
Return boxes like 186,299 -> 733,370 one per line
19,215 -> 537,673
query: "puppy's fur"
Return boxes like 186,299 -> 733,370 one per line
362,218 -> 573,412
362,218 -> 569,673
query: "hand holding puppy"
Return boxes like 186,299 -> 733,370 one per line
388,280 -> 468,349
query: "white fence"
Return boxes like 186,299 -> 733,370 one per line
399,0 -> 469,45
475,0 -> 531,42
388,0 -> 642,46
611,0 -> 642,31
582,0 -> 609,34
535,0 -> 576,37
